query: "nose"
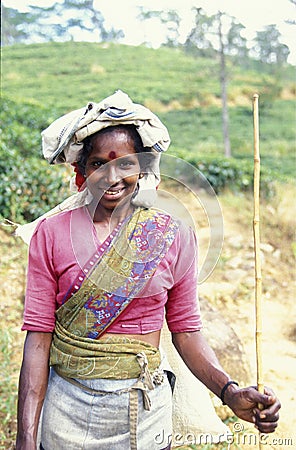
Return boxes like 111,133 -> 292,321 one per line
104,163 -> 120,185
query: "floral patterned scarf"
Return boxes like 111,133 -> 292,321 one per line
50,207 -> 178,379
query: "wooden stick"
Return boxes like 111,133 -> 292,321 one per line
253,93 -> 264,396
253,94 -> 264,449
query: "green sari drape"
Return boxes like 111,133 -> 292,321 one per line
50,207 -> 178,379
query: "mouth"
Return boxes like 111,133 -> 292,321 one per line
99,186 -> 127,201
104,188 -> 124,195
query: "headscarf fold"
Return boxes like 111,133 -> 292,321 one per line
15,90 -> 170,244
42,90 -> 170,164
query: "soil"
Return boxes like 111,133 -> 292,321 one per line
0,187 -> 295,450
158,185 -> 296,450
202,197 -> 296,450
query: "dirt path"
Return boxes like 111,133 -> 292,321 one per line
155,185 -> 296,449
197,193 -> 296,450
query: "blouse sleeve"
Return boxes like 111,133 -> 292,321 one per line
165,222 -> 202,333
21,219 -> 58,332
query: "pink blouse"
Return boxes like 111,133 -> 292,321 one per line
22,207 -> 202,334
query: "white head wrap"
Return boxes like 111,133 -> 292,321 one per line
15,90 -> 170,243
42,90 -> 170,164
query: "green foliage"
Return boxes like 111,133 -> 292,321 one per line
1,42 -> 219,112
0,97 -> 71,223
160,99 -> 295,183
172,151 -> 275,197
3,2 -> 292,68
0,96 -> 58,157
1,5 -> 34,45
0,143 -> 70,224
2,41 -> 294,110
1,42 -> 295,222
2,1 -> 124,45
252,25 -> 290,64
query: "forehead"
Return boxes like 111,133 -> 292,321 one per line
90,129 -> 137,157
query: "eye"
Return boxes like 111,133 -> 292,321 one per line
91,161 -> 104,168
120,161 -> 132,168
118,158 -> 135,169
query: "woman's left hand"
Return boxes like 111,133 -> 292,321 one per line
172,331 -> 281,433
224,385 -> 281,433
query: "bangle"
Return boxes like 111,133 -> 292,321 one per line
220,380 -> 239,405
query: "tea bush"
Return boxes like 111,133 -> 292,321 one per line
194,156 -> 275,197
0,96 -> 57,157
0,144 -> 70,224
171,149 -> 275,197
0,97 -> 70,223
0,95 -> 278,224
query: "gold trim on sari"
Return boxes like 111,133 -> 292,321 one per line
50,208 -> 178,380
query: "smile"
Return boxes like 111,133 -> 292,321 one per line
103,188 -> 124,195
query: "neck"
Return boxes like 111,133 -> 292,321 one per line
87,201 -> 135,226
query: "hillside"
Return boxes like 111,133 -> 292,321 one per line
1,42 -> 295,178
2,41 -> 295,108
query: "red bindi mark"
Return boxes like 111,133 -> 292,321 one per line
108,151 -> 116,159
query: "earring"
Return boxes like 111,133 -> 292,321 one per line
139,173 -> 144,179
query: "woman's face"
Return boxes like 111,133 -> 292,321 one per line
85,129 -> 141,210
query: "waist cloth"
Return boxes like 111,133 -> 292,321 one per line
41,337 -> 173,450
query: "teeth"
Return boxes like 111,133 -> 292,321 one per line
104,189 -> 122,195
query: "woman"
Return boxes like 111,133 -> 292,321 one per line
16,91 -> 280,450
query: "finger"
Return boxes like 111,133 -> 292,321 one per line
255,392 -> 280,409
253,404 -> 280,422
254,400 -> 280,414
255,419 -> 279,433
248,385 -> 278,404
263,386 -> 276,397
259,411 -> 280,423
254,397 -> 281,418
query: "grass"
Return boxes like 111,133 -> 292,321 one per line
0,300 -> 25,448
2,41 -> 295,184
0,328 -> 20,448
1,42 -> 219,111
0,229 -> 27,449
160,102 -> 295,182
1,41 -> 294,109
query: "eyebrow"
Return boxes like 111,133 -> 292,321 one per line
87,156 -> 108,164
87,155 -> 137,163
